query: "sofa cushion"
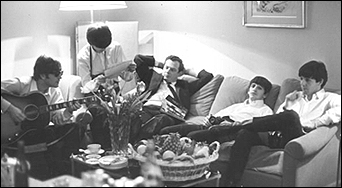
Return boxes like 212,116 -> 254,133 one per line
209,76 -> 280,115
209,76 -> 249,115
265,84 -> 281,112
246,146 -> 284,176
216,142 -> 284,176
273,78 -> 301,112
186,74 -> 224,117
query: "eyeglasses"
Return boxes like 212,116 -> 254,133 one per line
51,70 -> 63,77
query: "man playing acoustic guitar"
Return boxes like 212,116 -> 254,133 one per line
1,55 -> 81,178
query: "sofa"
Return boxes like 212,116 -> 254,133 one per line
207,76 -> 341,187
59,74 -> 341,187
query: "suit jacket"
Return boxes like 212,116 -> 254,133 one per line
134,54 -> 213,111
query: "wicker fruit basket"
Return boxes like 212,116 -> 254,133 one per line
128,141 -> 220,181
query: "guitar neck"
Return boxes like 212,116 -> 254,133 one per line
39,96 -> 98,113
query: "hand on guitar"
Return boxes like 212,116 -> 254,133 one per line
7,104 -> 26,125
66,101 -> 82,114
54,101 -> 82,126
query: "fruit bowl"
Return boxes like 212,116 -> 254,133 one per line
128,135 -> 220,182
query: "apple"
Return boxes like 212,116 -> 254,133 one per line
162,150 -> 175,161
137,144 -> 147,155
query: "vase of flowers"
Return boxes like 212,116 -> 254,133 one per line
98,81 -> 149,156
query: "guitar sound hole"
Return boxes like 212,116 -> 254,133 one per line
24,104 -> 39,121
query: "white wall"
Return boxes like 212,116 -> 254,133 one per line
1,1 -> 341,89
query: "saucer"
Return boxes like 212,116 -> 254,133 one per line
98,155 -> 128,170
84,149 -> 105,155
85,158 -> 99,165
85,154 -> 101,159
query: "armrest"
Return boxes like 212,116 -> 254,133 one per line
284,122 -> 340,160
283,123 -> 340,187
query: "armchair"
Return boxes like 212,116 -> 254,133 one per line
209,76 -> 341,187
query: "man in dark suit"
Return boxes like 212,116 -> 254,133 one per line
130,54 -> 213,144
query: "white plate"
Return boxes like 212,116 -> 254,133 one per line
84,149 -> 105,155
85,154 -> 101,159
85,158 -> 99,165
98,155 -> 128,170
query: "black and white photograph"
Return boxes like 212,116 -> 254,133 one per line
1,1 -> 341,187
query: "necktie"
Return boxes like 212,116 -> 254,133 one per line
167,82 -> 181,104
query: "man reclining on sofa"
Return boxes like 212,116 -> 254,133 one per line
130,54 -> 214,144
160,76 -> 274,143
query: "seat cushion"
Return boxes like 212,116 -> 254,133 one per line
246,145 -> 284,176
216,141 -> 284,176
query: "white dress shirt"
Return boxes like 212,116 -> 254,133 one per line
215,99 -> 273,122
277,89 -> 341,129
77,42 -> 126,88
1,76 -> 72,124
144,80 -> 178,107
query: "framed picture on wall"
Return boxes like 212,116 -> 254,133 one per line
243,1 -> 306,28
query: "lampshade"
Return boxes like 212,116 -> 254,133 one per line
59,1 -> 127,11
59,1 -> 127,23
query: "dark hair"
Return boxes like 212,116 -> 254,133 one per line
164,55 -> 185,72
86,23 -> 112,49
299,60 -> 328,88
249,76 -> 272,94
33,55 -> 61,80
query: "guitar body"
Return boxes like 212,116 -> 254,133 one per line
1,91 -> 50,144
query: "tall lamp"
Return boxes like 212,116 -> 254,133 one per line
59,1 -> 127,23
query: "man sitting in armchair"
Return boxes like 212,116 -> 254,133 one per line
218,60 -> 341,187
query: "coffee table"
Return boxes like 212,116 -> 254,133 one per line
70,156 -> 221,187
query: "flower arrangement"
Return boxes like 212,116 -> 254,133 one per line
97,81 -> 150,155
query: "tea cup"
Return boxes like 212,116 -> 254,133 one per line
87,144 -> 101,154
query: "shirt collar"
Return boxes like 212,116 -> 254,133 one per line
164,80 -> 177,87
304,88 -> 325,101
30,79 -> 51,97
30,79 -> 38,92
245,99 -> 265,107
90,45 -> 106,59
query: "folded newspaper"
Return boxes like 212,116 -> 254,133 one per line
160,95 -> 188,122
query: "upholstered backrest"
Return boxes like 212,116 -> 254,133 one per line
186,74 -> 224,118
273,78 -> 301,112
154,67 -> 224,118
209,76 -> 280,115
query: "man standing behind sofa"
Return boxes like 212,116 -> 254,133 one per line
220,60 -> 341,187
77,22 -> 136,149
130,54 -> 213,144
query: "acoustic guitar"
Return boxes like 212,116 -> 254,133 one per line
1,90 -> 99,145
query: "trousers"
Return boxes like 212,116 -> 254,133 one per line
224,110 -> 305,185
